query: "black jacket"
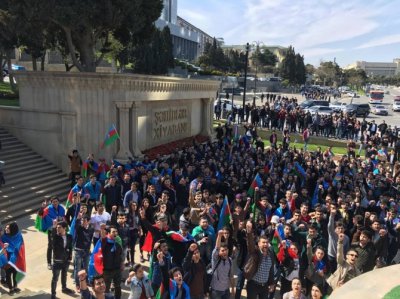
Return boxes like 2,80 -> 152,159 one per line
101,237 -> 123,271
52,229 -> 73,263
182,250 -> 207,294
75,219 -> 94,251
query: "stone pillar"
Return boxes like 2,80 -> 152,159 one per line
115,101 -> 133,159
201,98 -> 212,137
132,102 -> 142,157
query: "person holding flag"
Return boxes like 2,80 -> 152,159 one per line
36,196 -> 65,270
78,269 -> 115,299
1,222 -> 26,295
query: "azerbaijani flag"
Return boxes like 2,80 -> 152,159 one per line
35,205 -> 66,233
155,280 -> 174,299
88,240 -> 103,282
248,173 -> 263,197
333,173 -> 343,187
66,184 -> 84,208
165,231 -> 189,243
101,124 -> 119,149
82,160 -> 99,178
217,197 -> 232,231
2,232 -> 26,283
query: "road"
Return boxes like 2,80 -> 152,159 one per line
227,87 -> 400,127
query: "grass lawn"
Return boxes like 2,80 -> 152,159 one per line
261,139 -> 349,155
0,81 -> 19,106
384,286 -> 400,299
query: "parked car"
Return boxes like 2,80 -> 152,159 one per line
372,105 -> 389,115
393,100 -> 400,112
343,104 -> 370,117
214,99 -> 240,112
299,100 -> 329,110
329,101 -> 347,112
304,106 -> 333,115
347,91 -> 359,98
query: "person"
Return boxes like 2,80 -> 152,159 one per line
302,127 -> 310,151
78,270 -> 115,299
277,241 -> 301,296
210,230 -> 232,299
68,149 -> 82,188
156,251 -> 190,299
310,283 -> 326,299
326,233 -> 360,291
126,201 -> 141,266
102,226 -> 123,299
352,229 -> 376,273
192,216 -> 216,265
37,196 -> 66,270
73,213 -> 94,292
84,175 -> 102,216
51,221 -> 74,299
327,205 -> 349,272
125,264 -> 154,299
282,278 -> 307,299
244,221 -> 275,299
102,175 -> 122,213
182,243 -> 207,299
90,202 -> 111,246
1,222 -> 25,295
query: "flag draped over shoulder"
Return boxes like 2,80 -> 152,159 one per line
217,197 -> 232,231
101,124 -> 119,149
82,160 -> 99,178
1,232 -> 26,284
66,185 -> 84,208
35,205 -> 65,233
248,173 -> 263,197
165,231 -> 189,243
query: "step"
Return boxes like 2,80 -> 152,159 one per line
0,175 -> 69,206
1,153 -> 43,165
0,189 -> 69,222
1,143 -> 30,151
0,137 -> 19,145
3,158 -> 50,175
2,168 -> 65,189
0,135 -> 16,141
5,163 -> 58,181
0,148 -> 34,160
0,146 -> 32,156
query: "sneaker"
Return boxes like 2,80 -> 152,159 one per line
62,287 -> 75,295
9,289 -> 15,295
13,288 -> 21,293
47,264 -> 52,270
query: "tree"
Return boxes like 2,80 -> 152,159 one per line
279,46 -> 296,84
315,61 -> 342,86
343,69 -> 367,90
14,0 -> 164,72
252,46 -> 277,72
294,53 -> 306,85
197,38 -> 228,71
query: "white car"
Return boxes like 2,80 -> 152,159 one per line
304,106 -> 333,115
372,105 -> 389,115
329,101 -> 347,112
393,101 -> 400,112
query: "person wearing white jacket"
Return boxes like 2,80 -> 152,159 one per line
125,264 -> 154,299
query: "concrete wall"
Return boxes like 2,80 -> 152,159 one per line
0,72 -> 219,173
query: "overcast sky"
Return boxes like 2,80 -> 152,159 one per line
179,0 -> 400,67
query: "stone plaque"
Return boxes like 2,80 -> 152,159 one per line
152,106 -> 190,141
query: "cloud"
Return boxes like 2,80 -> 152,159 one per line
356,34 -> 400,49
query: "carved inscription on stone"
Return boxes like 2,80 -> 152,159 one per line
152,107 -> 189,140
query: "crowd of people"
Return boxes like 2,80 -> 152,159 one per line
28,113 -> 400,299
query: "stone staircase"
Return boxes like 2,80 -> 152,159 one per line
0,127 -> 70,222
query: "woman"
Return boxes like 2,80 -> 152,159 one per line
310,283 -> 326,299
125,263 -> 154,299
155,203 -> 173,227
127,201 -> 141,266
282,278 -> 307,299
1,222 -> 25,295
139,198 -> 153,262
305,241 -> 328,295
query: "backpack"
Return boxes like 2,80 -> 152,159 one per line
205,257 -> 232,292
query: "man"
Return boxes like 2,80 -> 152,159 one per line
269,130 -> 278,149
78,270 -> 114,299
90,202 -> 111,246
152,239 -> 173,291
328,205 -> 349,272
327,233 -> 360,291
51,221 -> 74,299
110,208 -> 130,267
182,243 -> 206,299
192,217 -> 216,265
37,196 -> 66,270
73,214 -> 94,291
210,230 -> 232,299
102,226 -> 123,299
102,176 -> 122,213
68,149 -> 82,188
302,127 -> 310,151
244,221 -> 275,299
123,182 -> 141,209
84,175 -> 102,216
353,230 -> 376,273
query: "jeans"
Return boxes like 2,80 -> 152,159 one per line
74,250 -> 90,286
104,269 -> 122,299
247,280 -> 270,299
51,261 -> 69,295
234,269 -> 245,299
47,231 -> 53,265
210,289 -> 230,299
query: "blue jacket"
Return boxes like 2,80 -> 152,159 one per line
126,275 -> 154,299
152,253 -> 173,288
84,181 -> 102,201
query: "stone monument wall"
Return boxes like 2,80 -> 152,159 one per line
0,72 -> 219,173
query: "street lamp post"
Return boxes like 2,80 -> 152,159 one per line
242,43 -> 250,121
